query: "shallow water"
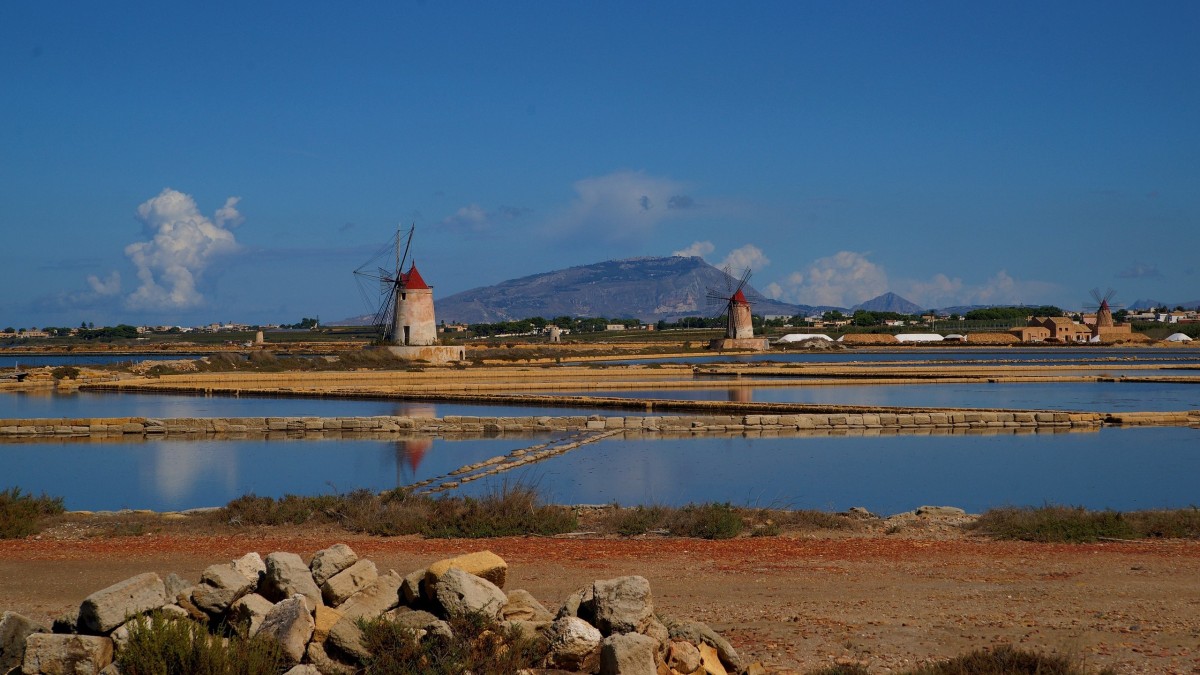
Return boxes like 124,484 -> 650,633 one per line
3,426 -> 1196,513
0,390 -> 617,420
590,347 -> 1200,366
579,381 -> 1200,412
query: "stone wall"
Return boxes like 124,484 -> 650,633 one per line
1,409 -> 1163,440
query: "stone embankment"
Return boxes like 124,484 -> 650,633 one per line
0,546 -> 755,675
1,409 -> 1165,441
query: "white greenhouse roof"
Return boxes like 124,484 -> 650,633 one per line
895,333 -> 945,343
776,333 -> 833,343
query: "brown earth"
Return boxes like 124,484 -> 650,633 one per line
2,523 -> 1197,674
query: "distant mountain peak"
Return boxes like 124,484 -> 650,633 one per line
852,292 -> 924,314
433,256 -> 810,323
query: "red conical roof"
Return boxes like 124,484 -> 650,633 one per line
401,263 -> 429,289
732,289 -> 749,305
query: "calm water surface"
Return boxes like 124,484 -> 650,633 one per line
581,381 -> 1200,412
3,427 -> 1196,513
590,347 -> 1200,366
0,390 -> 621,420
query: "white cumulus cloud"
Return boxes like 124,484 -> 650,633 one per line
547,170 -> 693,242
123,188 -> 242,310
720,244 -> 770,272
87,271 -> 122,296
673,241 -> 715,258
895,270 -> 1061,308
768,251 -> 888,307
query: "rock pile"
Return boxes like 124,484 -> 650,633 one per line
0,546 -> 759,675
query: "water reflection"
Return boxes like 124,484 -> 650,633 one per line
727,387 -> 753,403
4,426 -> 1196,514
0,390 -> 627,420
582,381 -> 1200,412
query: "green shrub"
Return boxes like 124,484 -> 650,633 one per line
666,502 -> 744,539
606,505 -> 670,536
904,645 -> 1114,674
217,485 -> 576,539
0,487 -> 65,539
360,610 -> 547,675
222,492 -> 345,527
971,505 -> 1200,543
115,612 -> 287,675
422,483 -> 577,538
50,365 -> 80,380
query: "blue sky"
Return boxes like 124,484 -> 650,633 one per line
2,1 -> 1197,328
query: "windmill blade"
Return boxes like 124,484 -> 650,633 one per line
397,225 -> 415,276
733,268 -> 753,296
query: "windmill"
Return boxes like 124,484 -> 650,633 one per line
1085,287 -> 1123,329
353,225 -> 421,344
706,266 -> 756,340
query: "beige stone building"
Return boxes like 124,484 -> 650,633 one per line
392,264 -> 437,346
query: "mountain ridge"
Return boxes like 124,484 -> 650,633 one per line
434,256 -> 814,324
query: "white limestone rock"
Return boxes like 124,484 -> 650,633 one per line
591,576 -> 653,636
192,563 -> 255,615
1,611 -> 46,673
228,593 -> 275,638
599,632 -> 659,675
257,597 -> 315,665
432,568 -> 507,620
78,573 -> 168,634
262,552 -> 323,610
21,633 -> 113,675
321,559 -> 377,607
544,616 -> 602,671
309,544 -> 357,587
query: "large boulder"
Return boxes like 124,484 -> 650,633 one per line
543,616 -> 602,671
599,632 -> 659,674
698,642 -> 729,675
400,569 -> 425,605
556,585 -> 596,623
1,612 -> 46,673
256,597 -> 315,666
304,641 -> 356,675
192,563 -> 255,615
592,576 -> 653,635
162,573 -> 192,602
660,616 -> 743,673
502,589 -> 553,622
21,633 -> 113,674
262,552 -> 323,610
666,640 -> 701,673
309,544 -> 358,587
336,570 -> 402,621
424,551 -> 507,595
321,559 -> 377,606
313,605 -> 343,645
326,617 -> 369,663
78,573 -> 168,634
228,593 -> 275,638
432,568 -> 507,620
386,608 -> 444,634
233,552 -> 267,584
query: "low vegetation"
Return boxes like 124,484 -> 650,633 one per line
360,610 -> 546,675
971,505 -> 1200,543
218,485 -> 579,538
111,615 -> 1119,675
0,487 -> 65,539
115,611 -> 288,675
904,645 -> 1116,674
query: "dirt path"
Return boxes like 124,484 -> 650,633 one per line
2,531 -> 1198,673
